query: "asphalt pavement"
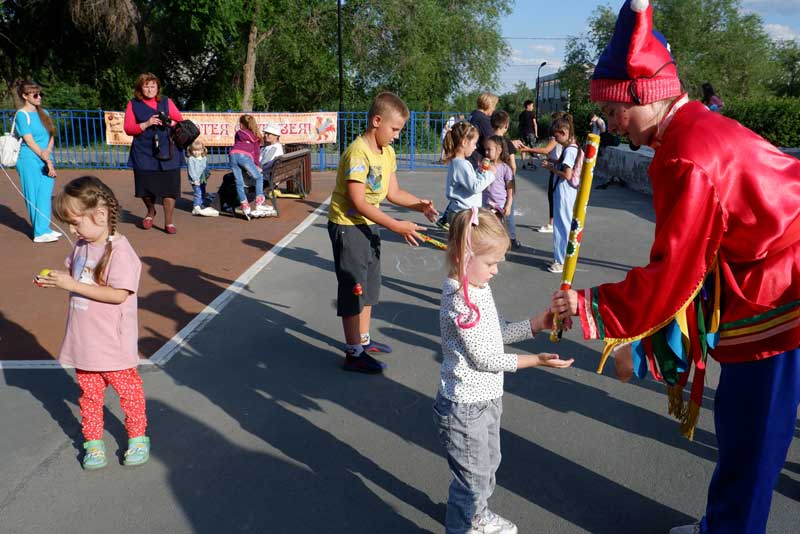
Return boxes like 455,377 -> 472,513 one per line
1,165 -> 797,534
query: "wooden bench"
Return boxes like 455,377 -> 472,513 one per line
263,148 -> 310,216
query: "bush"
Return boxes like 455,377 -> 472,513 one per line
723,97 -> 800,148
568,100 -> 601,142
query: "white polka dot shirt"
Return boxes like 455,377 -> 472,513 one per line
439,278 -> 534,402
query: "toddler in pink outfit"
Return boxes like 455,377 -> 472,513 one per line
36,176 -> 149,470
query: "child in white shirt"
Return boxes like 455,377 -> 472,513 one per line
434,207 -> 574,534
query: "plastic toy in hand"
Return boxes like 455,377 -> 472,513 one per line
33,268 -> 51,287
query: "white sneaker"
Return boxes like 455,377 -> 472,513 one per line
239,201 -> 252,220
547,262 -> 564,273
468,511 -> 517,534
254,204 -> 277,217
536,223 -> 553,233
33,232 -> 59,243
669,525 -> 700,534
48,230 -> 62,238
192,205 -> 219,217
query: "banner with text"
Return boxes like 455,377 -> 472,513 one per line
104,111 -> 338,146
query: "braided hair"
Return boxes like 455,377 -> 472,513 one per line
53,176 -> 120,286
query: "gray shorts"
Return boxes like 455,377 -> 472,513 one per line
328,221 -> 381,317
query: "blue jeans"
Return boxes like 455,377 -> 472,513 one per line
229,152 -> 263,203
190,183 -> 207,208
699,348 -> 800,534
505,196 -> 517,240
433,392 -> 503,534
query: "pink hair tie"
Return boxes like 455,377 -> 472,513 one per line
469,206 -> 479,226
457,207 -> 482,329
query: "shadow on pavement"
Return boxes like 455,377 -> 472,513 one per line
158,285 -> 700,532
159,294 -> 444,532
148,399 -> 436,534
0,203 -> 31,239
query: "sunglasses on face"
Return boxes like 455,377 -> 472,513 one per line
27,92 -> 43,98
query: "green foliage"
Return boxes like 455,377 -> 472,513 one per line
723,96 -> 800,148
769,41 -> 800,97
450,91 -> 483,113
558,37 -> 593,116
39,77 -> 101,110
344,0 -> 511,111
1,0 -> 511,113
498,82 -> 535,138
654,0 -> 776,100
569,100 -> 601,142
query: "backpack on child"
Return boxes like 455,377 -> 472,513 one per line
561,143 -> 584,188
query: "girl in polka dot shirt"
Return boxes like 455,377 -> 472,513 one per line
433,207 -> 574,533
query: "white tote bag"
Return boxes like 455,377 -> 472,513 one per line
0,112 -> 23,167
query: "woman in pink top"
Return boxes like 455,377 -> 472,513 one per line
124,72 -> 184,234
229,114 -> 270,219
123,73 -> 184,234
36,176 -> 149,471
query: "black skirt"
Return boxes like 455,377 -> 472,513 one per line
133,168 -> 181,199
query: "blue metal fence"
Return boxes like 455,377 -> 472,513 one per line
0,110 -> 465,171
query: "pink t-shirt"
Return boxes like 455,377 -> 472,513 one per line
58,236 -> 141,371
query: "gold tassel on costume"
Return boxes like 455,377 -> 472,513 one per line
667,384 -> 686,419
680,401 -> 701,441
596,340 -> 620,374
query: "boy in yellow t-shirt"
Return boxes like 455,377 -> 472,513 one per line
328,92 -> 439,374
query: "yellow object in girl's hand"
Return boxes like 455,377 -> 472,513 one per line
33,268 -> 51,287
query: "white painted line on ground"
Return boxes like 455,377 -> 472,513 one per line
1,198 -> 331,370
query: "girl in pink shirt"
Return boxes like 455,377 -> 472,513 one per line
36,176 -> 148,470
229,114 -> 270,219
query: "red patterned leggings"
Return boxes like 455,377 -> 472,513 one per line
76,368 -> 147,441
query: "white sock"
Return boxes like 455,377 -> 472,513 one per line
346,343 -> 364,356
360,333 -> 370,346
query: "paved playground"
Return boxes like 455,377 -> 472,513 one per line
1,166 -> 797,533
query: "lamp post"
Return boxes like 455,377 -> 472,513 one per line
535,61 -> 547,124
337,0 -> 344,155
337,0 -> 343,114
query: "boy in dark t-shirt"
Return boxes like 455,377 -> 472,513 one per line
518,100 -> 538,169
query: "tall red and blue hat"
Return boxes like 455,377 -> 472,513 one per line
590,0 -> 682,104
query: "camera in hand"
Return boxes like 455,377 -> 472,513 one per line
156,111 -> 172,127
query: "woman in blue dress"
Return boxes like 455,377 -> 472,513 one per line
14,80 -> 60,243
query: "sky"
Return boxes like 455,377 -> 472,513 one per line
498,0 -> 800,93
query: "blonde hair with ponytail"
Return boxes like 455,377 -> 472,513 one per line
446,208 -> 509,328
442,121 -> 478,162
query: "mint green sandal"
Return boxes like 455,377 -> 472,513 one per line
82,440 -> 108,470
123,436 -> 150,466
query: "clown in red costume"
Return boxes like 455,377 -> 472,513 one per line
551,1 -> 800,533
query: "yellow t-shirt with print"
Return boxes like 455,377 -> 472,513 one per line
328,135 -> 395,225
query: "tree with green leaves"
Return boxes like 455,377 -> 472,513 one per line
769,40 -> 800,97
2,0 -> 512,113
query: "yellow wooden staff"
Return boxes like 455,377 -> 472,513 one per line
550,133 -> 601,342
